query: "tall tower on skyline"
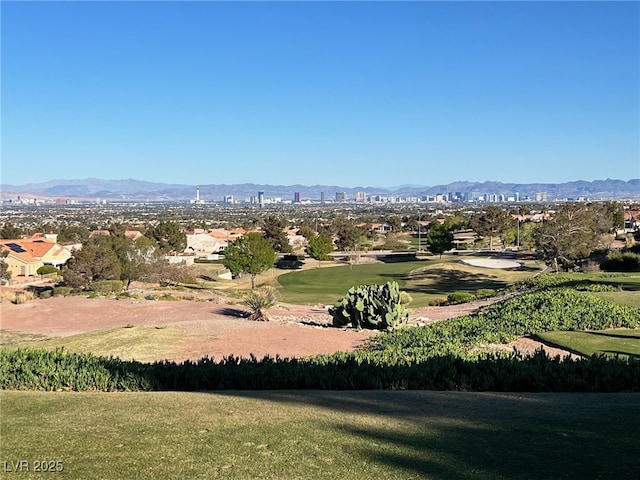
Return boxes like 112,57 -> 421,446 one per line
190,186 -> 205,204
258,191 -> 265,208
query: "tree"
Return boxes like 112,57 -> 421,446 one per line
121,237 -> 162,288
425,223 -> 454,258
593,201 -> 625,234
0,250 -> 11,285
334,221 -> 363,251
222,232 -> 276,288
262,216 -> 292,253
62,244 -> 121,289
443,215 -> 468,231
386,216 -> 402,232
58,225 -> 90,244
534,202 -> 599,271
0,222 -> 22,239
306,234 -> 334,267
145,221 -> 186,254
470,206 -> 515,250
297,225 -> 316,241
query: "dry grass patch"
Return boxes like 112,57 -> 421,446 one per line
3,325 -> 190,362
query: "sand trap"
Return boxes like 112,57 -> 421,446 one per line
461,258 -> 522,269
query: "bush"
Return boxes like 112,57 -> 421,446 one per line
399,291 -> 413,306
428,297 -> 447,306
88,280 -> 124,295
244,286 -> 279,312
53,287 -> 73,297
447,292 -> 476,304
475,288 -> 496,298
36,265 -> 61,276
600,250 -> 640,272
12,291 -> 36,304
38,290 -> 53,299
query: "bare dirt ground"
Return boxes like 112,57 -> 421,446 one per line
0,287 -> 574,362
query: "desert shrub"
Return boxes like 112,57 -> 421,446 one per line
88,280 -> 124,295
145,294 -> 156,301
428,297 -> 447,306
36,265 -> 61,276
475,288 -> 496,298
158,294 -> 181,301
12,291 -> 36,304
53,286 -> 73,297
244,286 -> 279,311
447,292 -> 476,304
399,291 -> 413,305
600,250 -> 640,272
38,290 -> 53,299
581,260 -> 601,272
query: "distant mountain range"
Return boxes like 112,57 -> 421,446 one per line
1,178 -> 639,201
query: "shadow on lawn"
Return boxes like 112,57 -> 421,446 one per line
210,391 -> 640,479
398,267 -> 508,294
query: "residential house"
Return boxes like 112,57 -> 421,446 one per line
1,238 -> 71,277
185,232 -> 227,254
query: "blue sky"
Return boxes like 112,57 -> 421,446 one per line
2,1 -> 638,187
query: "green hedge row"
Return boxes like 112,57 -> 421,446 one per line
1,347 -> 638,392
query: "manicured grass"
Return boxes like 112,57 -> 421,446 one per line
1,391 -> 638,479
591,290 -> 640,308
277,258 -> 543,306
536,329 -> 640,359
1,326 -> 189,363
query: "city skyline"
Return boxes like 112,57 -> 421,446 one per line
2,1 -> 639,186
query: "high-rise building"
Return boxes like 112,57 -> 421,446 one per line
335,192 -> 347,202
190,187 -> 205,204
535,192 -> 548,202
294,192 -> 301,203
320,192 -> 325,204
355,191 -> 367,203
258,191 -> 265,207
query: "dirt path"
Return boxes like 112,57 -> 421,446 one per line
0,292 -> 573,362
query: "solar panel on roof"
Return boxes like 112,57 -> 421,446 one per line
5,243 -> 26,253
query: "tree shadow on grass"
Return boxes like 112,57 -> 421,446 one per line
210,391 -> 640,479
400,267 -> 509,295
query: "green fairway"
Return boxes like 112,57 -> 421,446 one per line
591,290 -> 640,308
1,390 -> 638,479
277,260 -> 425,303
277,258 -> 543,306
536,329 -> 640,359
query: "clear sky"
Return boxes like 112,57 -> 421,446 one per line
2,1 -> 639,188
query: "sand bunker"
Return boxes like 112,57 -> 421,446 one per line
461,258 -> 522,269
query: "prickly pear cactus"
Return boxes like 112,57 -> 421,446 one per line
329,281 -> 409,330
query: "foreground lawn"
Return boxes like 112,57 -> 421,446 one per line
536,329 -> 640,359
1,391 -> 638,479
